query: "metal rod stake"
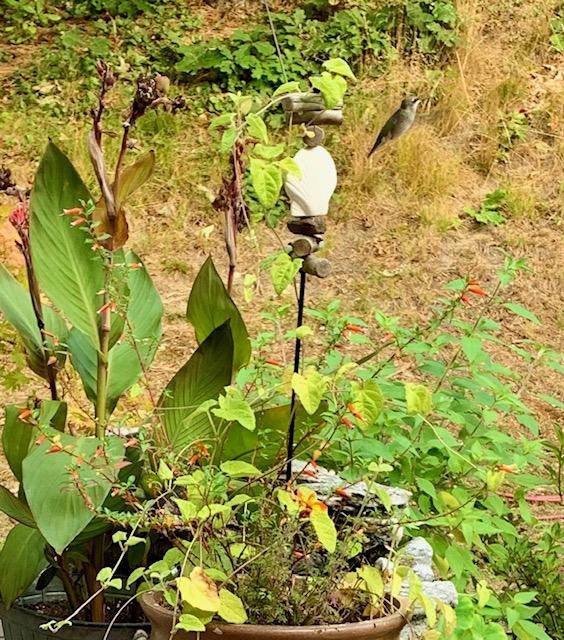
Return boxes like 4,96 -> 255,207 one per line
285,269 -> 307,483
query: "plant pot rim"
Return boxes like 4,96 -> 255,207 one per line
0,591 -> 150,630
140,590 -> 408,636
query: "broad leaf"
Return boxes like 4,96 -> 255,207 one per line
2,401 -> 67,481
30,142 -> 104,347
92,151 -> 155,250
222,402 -> 326,467
310,72 -> 347,108
350,380 -> 384,427
323,58 -> 356,80
23,429 -> 124,553
245,114 -> 268,144
503,302 -> 541,325
249,158 -> 283,209
186,257 -> 250,371
159,322 -> 233,451
292,369 -> 327,415
0,486 -> 36,528
270,252 -> 301,296
405,383 -> 433,416
0,264 -> 68,378
68,252 -> 162,414
218,589 -> 247,624
272,81 -> 301,97
253,143 -> 285,160
213,390 -> 256,431
309,508 -> 337,553
177,567 -> 220,612
0,524 -> 48,607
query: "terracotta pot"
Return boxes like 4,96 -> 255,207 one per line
140,591 -> 407,640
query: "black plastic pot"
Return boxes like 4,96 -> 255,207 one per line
0,592 -> 149,640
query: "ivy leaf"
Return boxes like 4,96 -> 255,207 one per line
253,143 -> 286,160
177,567 -> 220,612
220,461 -> 261,478
270,252 -> 301,296
323,58 -> 356,80
273,81 -> 301,97
249,158 -> 283,208
350,380 -> 384,427
221,128 -> 238,154
276,157 -> 302,177
292,368 -> 327,415
310,72 -> 347,108
245,114 -> 268,144
405,383 -> 433,416
218,588 -> 247,624
309,508 -> 337,553
213,389 -> 256,431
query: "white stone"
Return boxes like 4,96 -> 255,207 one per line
411,562 -> 435,582
284,146 -> 337,217
402,537 -> 434,566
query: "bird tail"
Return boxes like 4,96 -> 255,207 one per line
367,140 -> 380,158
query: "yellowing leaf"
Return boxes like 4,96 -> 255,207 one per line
213,390 -> 256,431
323,58 -> 356,80
249,158 -> 283,209
405,383 -> 433,416
245,114 -> 268,144
420,593 -> 437,627
292,369 -> 327,415
309,508 -> 337,553
270,252 -> 301,296
477,580 -> 491,608
357,565 -> 383,599
177,567 -> 220,612
176,613 -> 206,632
351,380 -> 384,427
218,588 -> 247,624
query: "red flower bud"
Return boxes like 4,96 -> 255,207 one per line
468,285 -> 487,296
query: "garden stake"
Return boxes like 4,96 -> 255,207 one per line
286,268 -> 307,482
282,95 -> 343,482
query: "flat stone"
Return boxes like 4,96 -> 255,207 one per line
291,460 -> 411,507
287,216 -> 327,236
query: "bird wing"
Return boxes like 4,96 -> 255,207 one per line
367,109 -> 399,157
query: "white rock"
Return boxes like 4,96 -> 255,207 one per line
402,537 -> 434,566
400,619 -> 430,640
411,562 -> 435,582
284,146 -> 337,217
422,580 -> 458,607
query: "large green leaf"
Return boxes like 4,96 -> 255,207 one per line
221,402 -> 326,467
68,252 -> 163,414
2,401 -> 67,482
186,257 -> 250,371
22,429 -> 124,553
0,486 -> 36,528
159,322 -> 233,452
0,524 -> 48,607
30,142 -> 104,347
0,264 -> 68,378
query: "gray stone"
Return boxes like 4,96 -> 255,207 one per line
421,580 -> 458,607
291,460 -> 411,507
402,537 -> 434,566
400,619 -> 431,640
411,562 -> 435,582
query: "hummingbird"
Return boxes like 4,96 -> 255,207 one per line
367,96 -> 421,157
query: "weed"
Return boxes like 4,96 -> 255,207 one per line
464,189 -> 508,225
498,110 -> 529,161
549,9 -> 564,52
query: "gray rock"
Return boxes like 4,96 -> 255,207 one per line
400,619 -> 431,640
402,537 -> 434,566
411,562 -> 435,582
291,460 -> 411,506
422,580 -> 458,607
